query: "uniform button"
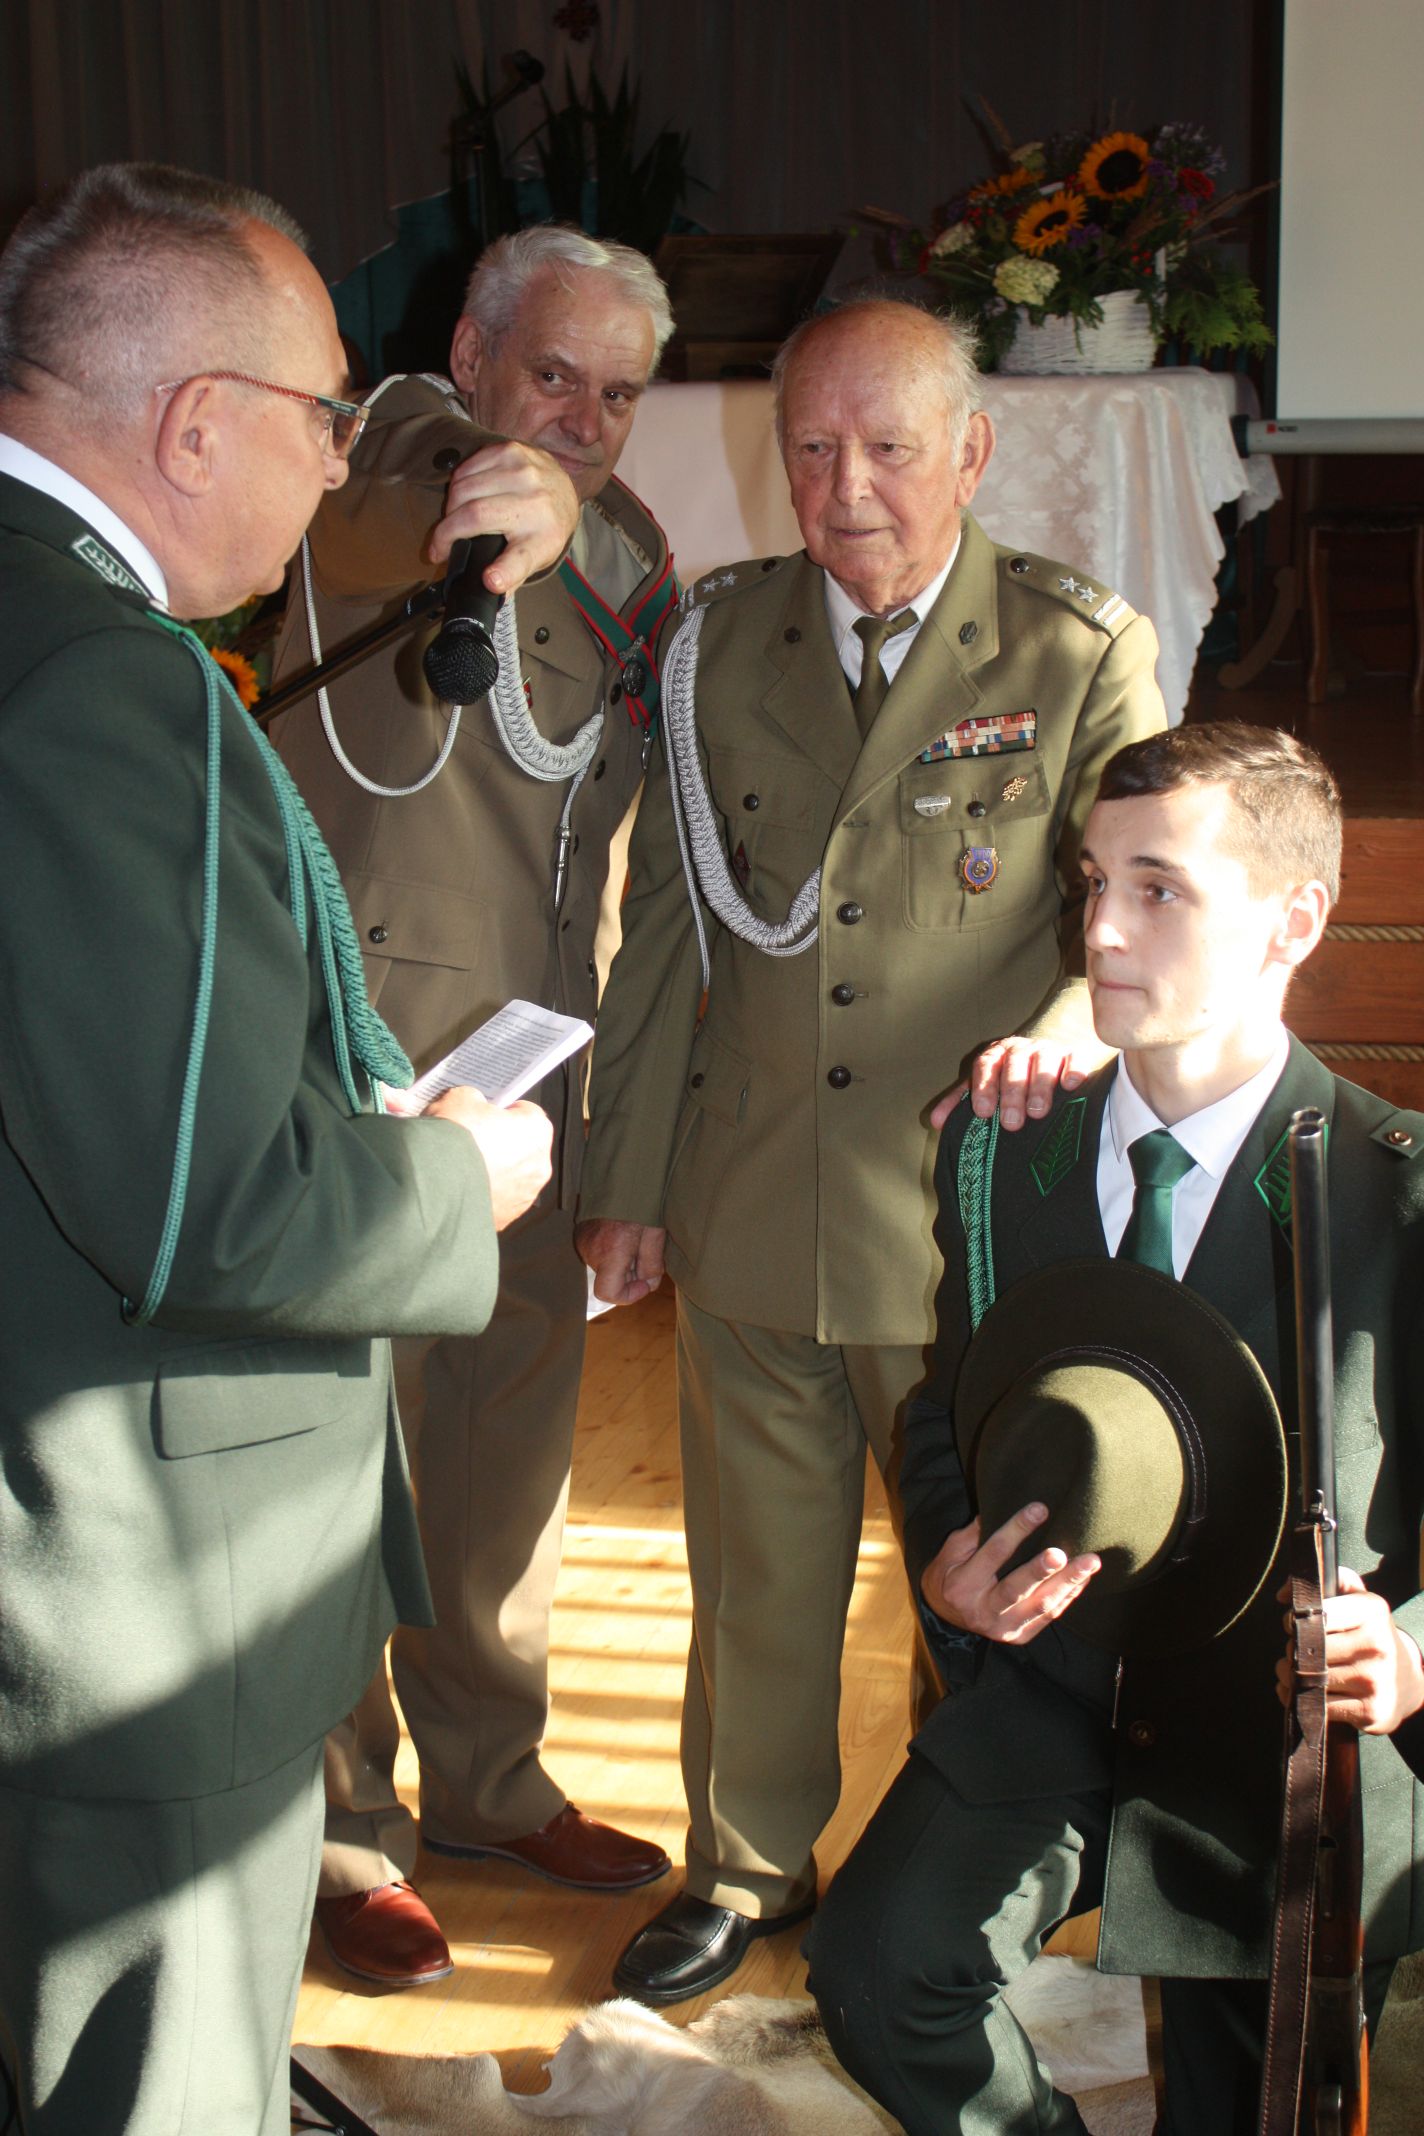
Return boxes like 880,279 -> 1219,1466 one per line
836,901 -> 864,924
534,625 -> 550,644
743,792 -> 760,810
587,960 -> 596,981
594,759 -> 606,780
432,447 -> 461,473
623,657 -> 648,697
368,924 -> 389,944
690,1071 -> 705,1088
831,983 -> 855,1006
1009,556 -> 1029,575
959,620 -> 978,645
827,1065 -> 852,1089
967,800 -> 986,819
784,626 -> 801,643
610,682 -> 623,704
1386,1127 -> 1413,1147
1127,1720 -> 1156,1749
761,558 -> 778,572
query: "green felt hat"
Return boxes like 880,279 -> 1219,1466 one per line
954,1259 -> 1288,1659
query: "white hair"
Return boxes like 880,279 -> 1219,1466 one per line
462,224 -> 675,365
772,295 -> 984,452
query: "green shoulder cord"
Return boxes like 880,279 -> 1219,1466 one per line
956,1110 -> 1000,1334
122,622 -> 414,1328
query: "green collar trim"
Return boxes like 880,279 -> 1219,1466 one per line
1030,1095 -> 1087,1198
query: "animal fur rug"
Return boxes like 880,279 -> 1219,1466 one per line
291,1956 -> 1160,2135
294,1948 -> 1424,2135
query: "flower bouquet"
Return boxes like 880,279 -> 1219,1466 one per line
866,120 -> 1273,373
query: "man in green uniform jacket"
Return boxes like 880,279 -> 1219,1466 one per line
807,724 -> 1424,2134
0,164 -> 557,2134
576,298 -> 1166,2003
271,227 -> 678,1985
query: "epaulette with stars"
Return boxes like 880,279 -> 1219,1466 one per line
999,549 -> 1140,638
679,554 -> 791,615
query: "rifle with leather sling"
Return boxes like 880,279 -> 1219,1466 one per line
1258,1106 -> 1368,2136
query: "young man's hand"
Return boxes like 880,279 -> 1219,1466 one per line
921,1505 -> 1100,1645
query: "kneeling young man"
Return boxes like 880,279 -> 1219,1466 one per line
806,723 -> 1424,2135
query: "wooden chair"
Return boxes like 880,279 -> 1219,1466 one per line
1304,504 -> 1424,711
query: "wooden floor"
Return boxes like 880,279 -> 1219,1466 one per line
292,1284 -> 918,2091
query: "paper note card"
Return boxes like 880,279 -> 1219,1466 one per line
406,999 -> 594,1111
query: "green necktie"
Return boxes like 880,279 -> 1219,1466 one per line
852,610 -> 916,736
1117,1129 -> 1195,1275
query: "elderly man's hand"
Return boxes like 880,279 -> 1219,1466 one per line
921,1506 -> 1100,1645
1274,1566 -> 1424,1733
427,440 -> 580,593
930,1032 -> 1118,1133
423,1086 -> 553,1231
574,1218 -> 666,1306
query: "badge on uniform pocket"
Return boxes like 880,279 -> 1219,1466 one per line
960,846 -> 999,893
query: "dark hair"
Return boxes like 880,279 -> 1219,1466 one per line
0,162 -> 307,413
1097,722 -> 1342,904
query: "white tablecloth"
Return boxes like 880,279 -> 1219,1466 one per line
616,370 -> 1281,725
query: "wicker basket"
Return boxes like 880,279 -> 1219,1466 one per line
999,290 -> 1158,376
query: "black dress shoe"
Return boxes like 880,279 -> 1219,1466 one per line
612,1889 -> 816,2007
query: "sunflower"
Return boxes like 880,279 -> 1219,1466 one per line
1012,190 -> 1087,255
1078,131 -> 1151,202
212,646 -> 261,709
967,167 -> 1034,205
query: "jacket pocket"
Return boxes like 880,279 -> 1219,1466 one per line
154,1338 -> 370,1458
662,1028 -> 751,1260
344,872 -> 485,971
899,756 -> 1053,931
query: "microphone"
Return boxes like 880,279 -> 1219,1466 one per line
423,534 -> 506,703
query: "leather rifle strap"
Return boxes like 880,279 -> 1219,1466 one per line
290,2055 -> 384,2136
1258,1523 -> 1330,2136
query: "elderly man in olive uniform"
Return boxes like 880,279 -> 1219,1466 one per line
271,226 -> 679,1985
576,297 -> 1167,2004
0,163 -> 555,2134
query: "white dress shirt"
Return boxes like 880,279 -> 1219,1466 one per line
823,532 -> 962,692
0,432 -> 168,607
1097,1031 -> 1291,1276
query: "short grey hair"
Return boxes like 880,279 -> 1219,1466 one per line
462,224 -> 675,366
772,295 -> 984,451
0,161 -> 308,418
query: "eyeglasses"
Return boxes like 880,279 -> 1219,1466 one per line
154,370 -> 369,458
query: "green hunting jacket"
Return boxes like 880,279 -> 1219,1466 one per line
0,471 -> 499,1804
903,1041 -> 1424,1977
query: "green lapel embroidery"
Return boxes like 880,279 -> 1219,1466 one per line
957,1111 -> 1000,1332
1253,1119 -> 1328,1235
1030,1096 -> 1086,1198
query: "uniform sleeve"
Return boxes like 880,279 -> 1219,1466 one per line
579,628 -> 715,1225
0,626 -> 498,1341
312,398 -> 567,605
1023,610 -> 1166,1046
314,402 -> 492,602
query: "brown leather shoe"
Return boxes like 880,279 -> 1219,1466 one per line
314,1881 -> 453,1987
424,1804 -> 671,1891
